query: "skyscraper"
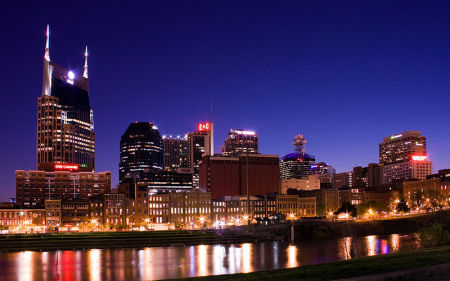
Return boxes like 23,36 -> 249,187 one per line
16,26 -> 111,206
119,122 -> 163,183
162,135 -> 189,171
37,25 -> 95,172
379,131 -> 427,165
222,129 -> 258,157
379,131 -> 432,183
188,122 -> 213,187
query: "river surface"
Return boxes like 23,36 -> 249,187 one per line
0,234 -> 419,281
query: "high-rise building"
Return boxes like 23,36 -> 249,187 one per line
222,129 -> 258,157
188,122 -> 213,187
379,131 -> 432,183
37,25 -> 95,172
379,131 -> 427,165
16,26 -> 110,206
280,135 -> 315,179
162,135 -> 189,171
119,122 -> 163,183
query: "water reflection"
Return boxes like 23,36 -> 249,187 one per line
287,245 -> 298,268
338,237 -> 352,260
198,245 -> 208,276
367,235 -> 377,256
17,251 -> 33,281
0,234 -> 419,281
391,234 -> 399,251
88,249 -> 101,281
241,243 -> 252,273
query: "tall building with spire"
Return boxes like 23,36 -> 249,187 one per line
16,26 -> 110,206
37,25 -> 95,171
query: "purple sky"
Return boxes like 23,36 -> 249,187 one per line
1,1 -> 450,201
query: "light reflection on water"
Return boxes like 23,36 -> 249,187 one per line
2,234 -> 417,281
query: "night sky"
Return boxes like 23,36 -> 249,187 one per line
1,1 -> 450,201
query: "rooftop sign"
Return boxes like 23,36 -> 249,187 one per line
234,130 -> 256,135
390,134 -> 402,140
197,122 -> 211,132
411,155 -> 427,161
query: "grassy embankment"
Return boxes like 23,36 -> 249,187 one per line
172,245 -> 450,281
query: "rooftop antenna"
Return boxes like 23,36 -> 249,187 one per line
44,25 -> 50,61
83,45 -> 88,78
293,134 -> 307,155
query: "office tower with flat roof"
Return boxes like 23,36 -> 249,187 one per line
379,131 -> 432,183
222,129 -> 258,157
162,135 -> 189,171
37,25 -> 95,172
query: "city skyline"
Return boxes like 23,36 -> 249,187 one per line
2,1 -> 450,201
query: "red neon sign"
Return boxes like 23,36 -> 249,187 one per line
411,155 -> 427,161
197,122 -> 211,132
54,164 -> 80,171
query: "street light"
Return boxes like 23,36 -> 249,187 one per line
199,217 -> 205,230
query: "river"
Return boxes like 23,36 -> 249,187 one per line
0,234 -> 419,281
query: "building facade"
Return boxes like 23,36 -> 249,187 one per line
280,175 -> 321,194
16,170 -> 111,206
199,154 -> 279,199
163,136 -> 189,171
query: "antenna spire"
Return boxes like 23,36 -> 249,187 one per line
44,25 -> 50,61
83,45 -> 88,78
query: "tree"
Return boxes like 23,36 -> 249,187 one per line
396,199 -> 410,214
334,202 -> 357,218
357,200 -> 386,217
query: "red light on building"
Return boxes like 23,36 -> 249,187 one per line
411,155 -> 427,161
54,164 -> 80,171
197,122 -> 211,132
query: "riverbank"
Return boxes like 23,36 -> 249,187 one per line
1,210 -> 449,251
285,209 -> 450,241
172,245 -> 450,281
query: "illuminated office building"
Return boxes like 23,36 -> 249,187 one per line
222,129 -> 258,157
162,135 -> 189,171
379,131 -> 427,165
119,122 -> 164,183
379,131 -> 432,183
37,25 -> 95,172
15,26 -> 111,206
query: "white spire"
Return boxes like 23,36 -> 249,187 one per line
83,45 -> 88,78
44,25 -> 50,61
